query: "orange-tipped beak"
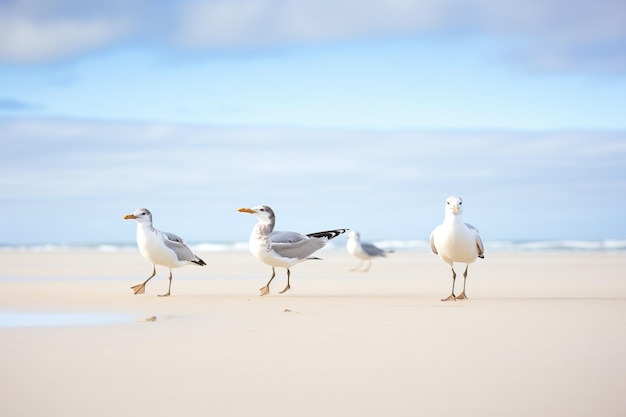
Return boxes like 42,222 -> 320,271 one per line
238,207 -> 255,214
123,214 -> 137,220
452,205 -> 459,214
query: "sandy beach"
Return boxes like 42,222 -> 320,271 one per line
1,249 -> 625,417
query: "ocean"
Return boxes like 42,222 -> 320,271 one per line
2,239 -> 626,253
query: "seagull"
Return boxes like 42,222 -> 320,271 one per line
346,230 -> 388,272
238,205 -> 348,296
123,208 -> 206,297
430,196 -> 484,301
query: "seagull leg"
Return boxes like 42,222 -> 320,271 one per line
260,268 -> 276,296
158,270 -> 173,297
350,260 -> 363,272
279,269 -> 291,294
441,267 -> 457,301
362,259 -> 372,272
131,265 -> 156,295
456,266 -> 469,300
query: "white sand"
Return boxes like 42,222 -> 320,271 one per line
1,249 -> 625,417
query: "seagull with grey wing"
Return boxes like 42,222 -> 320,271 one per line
124,208 -> 206,297
346,230 -> 389,272
238,205 -> 348,296
430,196 -> 484,301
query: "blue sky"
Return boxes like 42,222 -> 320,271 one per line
1,0 -> 625,245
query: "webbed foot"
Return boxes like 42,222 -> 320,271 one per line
131,284 -> 146,295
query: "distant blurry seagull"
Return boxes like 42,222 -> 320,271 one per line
430,196 -> 484,301
346,230 -> 387,272
123,208 -> 206,297
238,205 -> 348,296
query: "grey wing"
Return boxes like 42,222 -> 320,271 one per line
466,223 -> 485,258
164,231 -> 185,243
162,232 -> 196,262
429,230 -> 438,254
271,236 -> 327,260
271,230 -> 308,243
476,233 -> 485,258
464,223 -> 479,233
362,242 -> 385,257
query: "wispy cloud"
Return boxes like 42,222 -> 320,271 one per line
1,118 -> 625,243
1,0 -> 624,73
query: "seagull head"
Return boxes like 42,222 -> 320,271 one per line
445,196 -> 463,215
123,208 -> 153,224
347,230 -> 360,241
238,205 -> 275,224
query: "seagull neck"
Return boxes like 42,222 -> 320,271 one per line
254,220 -> 274,237
444,213 -> 463,226
137,222 -> 155,233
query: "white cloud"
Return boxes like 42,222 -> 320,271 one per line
0,0 -> 624,73
173,0 -> 626,73
0,1 -> 136,64
174,0 -> 447,47
1,118 -> 625,243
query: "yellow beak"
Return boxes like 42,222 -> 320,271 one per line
238,207 -> 255,214
123,214 -> 137,220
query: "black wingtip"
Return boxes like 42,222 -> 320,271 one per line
307,228 -> 349,240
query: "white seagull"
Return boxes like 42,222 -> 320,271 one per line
346,230 -> 388,272
238,205 -> 348,296
430,196 -> 484,301
123,208 -> 206,297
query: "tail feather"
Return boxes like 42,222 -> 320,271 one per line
193,257 -> 207,266
307,229 -> 349,240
